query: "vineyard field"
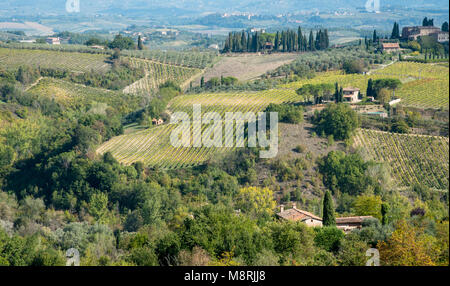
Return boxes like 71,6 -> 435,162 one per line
97,89 -> 301,169
28,78 -> 143,114
353,128 -> 449,190
279,71 -> 395,91
122,50 -> 218,69
280,61 -> 449,109
0,47 -> 111,73
371,61 -> 449,80
123,58 -> 202,95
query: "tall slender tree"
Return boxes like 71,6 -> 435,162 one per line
322,191 -> 336,226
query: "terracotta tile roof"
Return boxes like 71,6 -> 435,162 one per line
382,43 -> 400,49
343,87 -> 360,92
336,216 -> 374,224
277,208 -> 322,222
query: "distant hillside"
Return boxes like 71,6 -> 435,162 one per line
3,0 -> 449,16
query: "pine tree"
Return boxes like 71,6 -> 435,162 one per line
442,21 -> 449,32
322,191 -> 336,226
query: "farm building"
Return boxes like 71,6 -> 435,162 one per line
90,45 -> 105,50
401,26 -> 448,42
342,87 -> 361,103
152,118 -> 164,126
46,37 -> 61,45
276,204 -> 323,227
402,26 -> 441,41
264,42 -> 274,51
381,42 -> 401,53
336,216 -> 375,233
431,31 -> 449,43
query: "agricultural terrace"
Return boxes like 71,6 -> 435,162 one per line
371,62 -> 449,109
123,58 -> 202,94
279,61 -> 449,109
279,71 -> 395,91
353,128 -> 449,190
0,47 -> 111,73
97,89 -> 301,169
123,50 -> 218,69
28,78 -> 143,115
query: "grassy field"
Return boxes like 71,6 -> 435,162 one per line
123,58 -> 202,94
97,89 -> 300,169
199,53 -> 298,83
353,128 -> 449,190
0,47 -> 111,73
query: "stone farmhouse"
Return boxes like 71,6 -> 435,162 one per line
342,87 -> 361,103
402,26 -> 449,43
276,205 -> 374,233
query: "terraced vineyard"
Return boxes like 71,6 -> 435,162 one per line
279,62 -> 449,109
371,61 -> 449,80
28,78 -> 143,114
123,50 -> 217,69
279,71 -> 397,91
123,58 -> 202,95
353,128 -> 449,190
0,47 -> 111,73
372,62 -> 449,109
97,89 -> 301,169
395,78 -> 449,109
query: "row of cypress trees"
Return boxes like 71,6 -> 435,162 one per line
222,27 -> 329,53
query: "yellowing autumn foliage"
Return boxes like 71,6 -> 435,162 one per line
235,186 -> 276,218
377,220 -> 437,266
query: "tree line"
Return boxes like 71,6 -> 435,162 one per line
222,27 -> 330,53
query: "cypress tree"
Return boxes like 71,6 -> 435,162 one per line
274,31 -> 280,51
297,27 -> 303,51
322,191 -> 336,226
308,31 -> 315,51
334,82 -> 339,103
241,31 -> 247,52
137,35 -> 144,50
367,78 -> 374,98
373,30 -> 378,43
381,203 -> 389,225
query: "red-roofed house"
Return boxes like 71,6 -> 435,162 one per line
336,216 -> 375,232
276,204 -> 323,227
381,42 -> 400,53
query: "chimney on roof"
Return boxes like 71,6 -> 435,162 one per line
292,203 -> 297,209
280,205 -> 284,212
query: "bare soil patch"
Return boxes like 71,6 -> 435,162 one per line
198,53 -> 298,83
